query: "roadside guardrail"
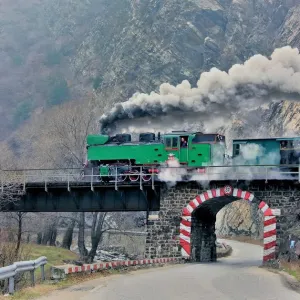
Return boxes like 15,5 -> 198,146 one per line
0,256 -> 47,295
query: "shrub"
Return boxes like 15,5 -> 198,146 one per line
93,75 -> 103,90
46,75 -> 70,107
13,101 -> 33,127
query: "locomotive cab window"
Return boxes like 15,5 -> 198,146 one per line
180,136 -> 188,147
165,137 -> 171,147
172,137 -> 178,148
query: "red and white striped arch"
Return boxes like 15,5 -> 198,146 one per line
180,185 -> 277,263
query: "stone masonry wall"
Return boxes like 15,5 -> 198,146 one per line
145,181 -> 300,260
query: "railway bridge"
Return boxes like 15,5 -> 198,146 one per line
1,165 -> 300,264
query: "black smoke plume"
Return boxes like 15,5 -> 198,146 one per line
99,46 -> 300,134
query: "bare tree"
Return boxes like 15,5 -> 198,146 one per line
78,212 -> 111,263
61,212 -> 78,249
35,213 -> 65,246
78,212 -> 88,260
0,142 -> 24,209
9,212 -> 27,256
0,183 -> 23,211
0,95 -> 99,170
34,97 -> 98,168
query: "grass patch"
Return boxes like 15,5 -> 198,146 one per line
23,244 -> 78,279
281,261 -> 300,281
25,244 -> 78,271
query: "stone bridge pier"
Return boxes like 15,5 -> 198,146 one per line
145,181 -> 300,263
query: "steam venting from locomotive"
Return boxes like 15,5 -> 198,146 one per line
100,46 -> 300,134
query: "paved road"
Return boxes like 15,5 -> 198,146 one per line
39,240 -> 299,300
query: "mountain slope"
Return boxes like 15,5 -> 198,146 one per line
0,0 -> 300,142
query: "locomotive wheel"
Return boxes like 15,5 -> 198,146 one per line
129,170 -> 139,182
118,174 -> 127,182
142,172 -> 151,182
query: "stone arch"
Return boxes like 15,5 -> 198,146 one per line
179,185 -> 277,263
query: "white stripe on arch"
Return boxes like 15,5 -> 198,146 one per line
264,223 -> 276,232
263,247 -> 276,256
233,188 -> 238,197
180,223 -> 191,233
207,190 -> 213,199
192,198 -> 200,207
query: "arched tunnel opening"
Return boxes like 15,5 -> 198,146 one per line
190,196 -> 263,262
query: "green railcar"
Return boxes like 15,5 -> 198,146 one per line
232,136 -> 300,165
85,131 -> 226,182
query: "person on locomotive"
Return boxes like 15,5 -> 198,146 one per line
181,137 -> 188,147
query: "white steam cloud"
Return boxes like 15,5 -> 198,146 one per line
157,143 -> 295,186
100,46 -> 300,134
158,156 -> 187,187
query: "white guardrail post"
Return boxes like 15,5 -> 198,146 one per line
0,256 -> 47,295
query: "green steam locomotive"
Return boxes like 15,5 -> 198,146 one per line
85,131 -> 226,182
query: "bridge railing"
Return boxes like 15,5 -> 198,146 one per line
1,164 -> 300,191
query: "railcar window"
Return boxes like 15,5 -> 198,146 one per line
234,144 -> 240,155
280,141 -> 288,150
292,140 -> 300,149
279,140 -> 300,150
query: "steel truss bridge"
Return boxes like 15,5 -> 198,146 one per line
1,164 -> 299,212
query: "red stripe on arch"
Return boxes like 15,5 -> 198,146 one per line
220,188 -> 225,196
195,195 -> 202,204
263,252 -> 276,262
181,243 -> 191,256
259,201 -> 267,209
203,192 -> 209,200
244,191 -> 251,200
180,229 -> 191,237
264,241 -> 276,250
182,208 -> 191,216
181,220 -> 191,227
211,189 -> 217,197
264,208 -> 273,216
189,200 -> 197,209
264,229 -> 276,238
237,189 -> 242,198
264,217 -> 276,227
